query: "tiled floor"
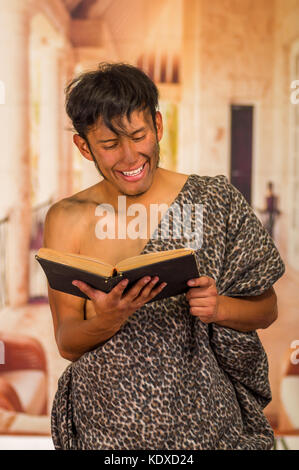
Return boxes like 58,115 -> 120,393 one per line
258,239 -> 299,429
274,436 -> 299,450
0,435 -> 298,450
0,436 -> 54,450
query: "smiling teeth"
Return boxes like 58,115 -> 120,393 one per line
122,164 -> 144,176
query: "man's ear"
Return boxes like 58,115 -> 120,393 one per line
155,111 -> 163,143
73,134 -> 94,162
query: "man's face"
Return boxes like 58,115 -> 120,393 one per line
76,109 -> 163,197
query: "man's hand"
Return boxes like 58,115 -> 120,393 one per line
72,276 -> 167,331
186,276 -> 278,332
186,276 -> 220,324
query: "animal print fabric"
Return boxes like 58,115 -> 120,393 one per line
51,174 -> 285,450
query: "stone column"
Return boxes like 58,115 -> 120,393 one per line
0,0 -> 35,307
57,44 -> 75,200
37,41 -> 61,205
178,0 -> 201,174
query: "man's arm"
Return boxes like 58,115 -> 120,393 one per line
43,202 -> 166,362
43,202 -> 121,362
186,276 -> 278,332
215,288 -> 277,331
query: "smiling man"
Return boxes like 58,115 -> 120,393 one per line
43,63 -> 285,450
74,108 -> 162,198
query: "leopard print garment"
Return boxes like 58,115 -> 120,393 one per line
51,174 -> 285,450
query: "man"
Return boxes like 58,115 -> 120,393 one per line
259,181 -> 281,240
44,63 -> 285,450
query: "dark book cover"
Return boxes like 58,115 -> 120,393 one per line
35,253 -> 199,303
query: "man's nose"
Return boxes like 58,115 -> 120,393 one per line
120,139 -> 138,162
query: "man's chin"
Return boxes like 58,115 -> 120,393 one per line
115,165 -> 157,196
118,180 -> 152,197
120,188 -> 149,197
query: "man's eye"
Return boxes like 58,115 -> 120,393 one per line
103,143 -> 118,150
133,135 -> 145,142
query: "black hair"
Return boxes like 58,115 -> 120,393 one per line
65,62 -> 159,139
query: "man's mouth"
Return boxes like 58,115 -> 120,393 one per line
121,163 -> 146,176
117,162 -> 148,181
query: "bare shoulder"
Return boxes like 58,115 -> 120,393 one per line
43,187 -> 98,252
159,168 -> 189,191
43,201 -> 77,253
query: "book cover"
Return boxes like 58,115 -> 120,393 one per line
35,252 -> 199,303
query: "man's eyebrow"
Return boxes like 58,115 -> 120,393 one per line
97,127 -> 146,143
129,126 -> 147,136
97,137 -> 118,143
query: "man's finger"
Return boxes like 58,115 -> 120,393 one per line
123,276 -> 152,301
138,276 -> 160,298
189,297 -> 214,307
72,280 -> 98,300
187,286 -> 218,299
109,278 -> 130,299
187,276 -> 214,287
149,282 -> 167,299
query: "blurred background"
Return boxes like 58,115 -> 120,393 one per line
0,0 -> 298,450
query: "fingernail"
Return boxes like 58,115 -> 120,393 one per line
72,281 -> 78,286
121,279 -> 129,286
144,277 -> 151,283
161,282 -> 167,288
188,280 -> 195,286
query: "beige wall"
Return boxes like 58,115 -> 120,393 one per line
273,0 -> 299,260
180,0 -> 299,265
181,0 -> 276,198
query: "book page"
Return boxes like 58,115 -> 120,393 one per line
37,248 -> 114,278
116,248 -> 194,272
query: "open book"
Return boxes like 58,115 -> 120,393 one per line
35,247 -> 199,303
